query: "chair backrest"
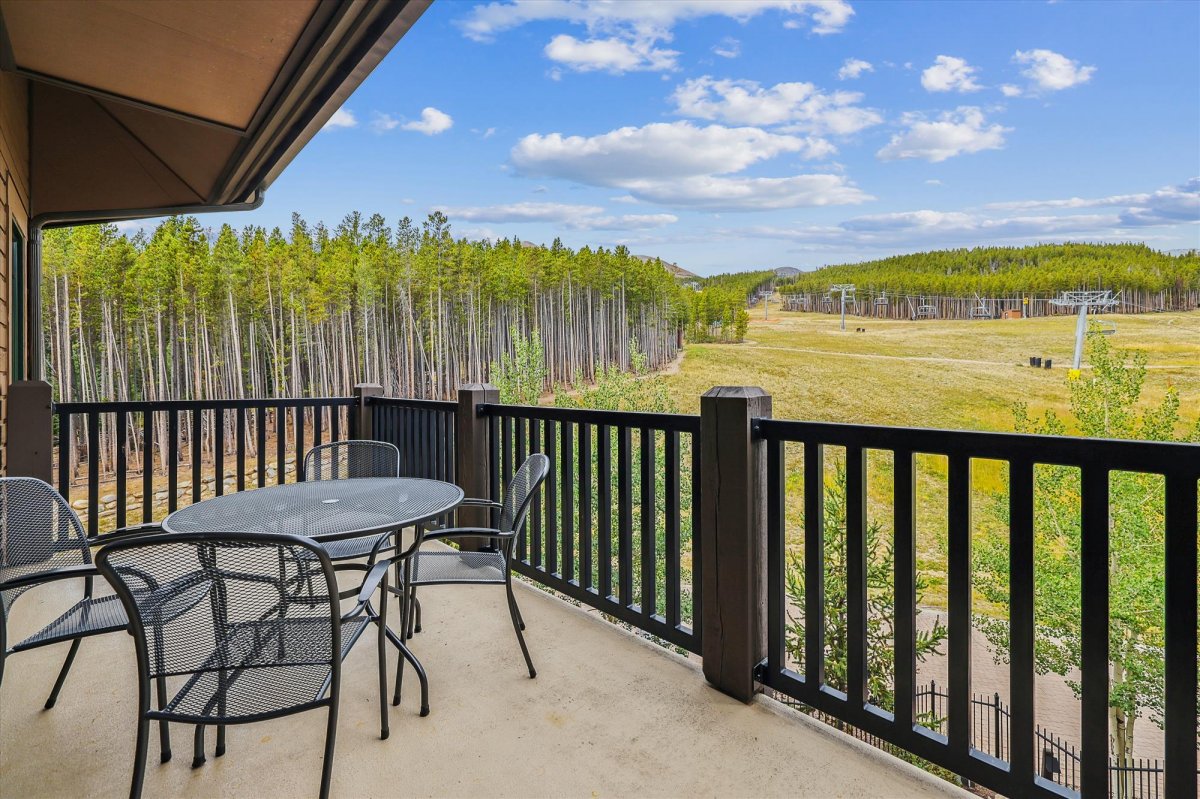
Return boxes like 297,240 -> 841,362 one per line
0,477 -> 89,612
96,532 -> 341,715
304,440 -> 400,482
499,454 -> 551,534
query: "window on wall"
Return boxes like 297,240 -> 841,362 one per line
11,222 -> 24,382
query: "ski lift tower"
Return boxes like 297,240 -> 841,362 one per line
1050,290 -> 1119,369
830,284 -> 856,331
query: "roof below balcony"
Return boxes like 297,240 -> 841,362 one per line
0,0 -> 428,224
0,562 -> 968,798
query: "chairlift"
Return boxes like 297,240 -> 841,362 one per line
915,297 -> 937,319
1095,319 -> 1117,336
874,292 -> 889,308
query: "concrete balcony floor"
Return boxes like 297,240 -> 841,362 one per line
2,571 -> 966,798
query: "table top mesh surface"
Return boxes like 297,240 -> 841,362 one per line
162,478 -> 463,541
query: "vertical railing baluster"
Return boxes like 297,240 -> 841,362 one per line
664,429 -> 680,628
142,411 -> 154,522
1080,467 -> 1110,798
256,408 -> 267,488
275,406 -> 285,485
894,449 -> 916,734
846,444 -> 867,710
115,410 -> 127,529
57,411 -> 71,501
1163,472 -> 1197,799
580,423 -> 593,591
1009,459 -> 1036,789
313,401 -> 323,449
191,409 -> 202,504
617,425 -> 633,607
766,436 -> 784,680
947,453 -> 972,753
639,427 -> 656,618
514,416 -> 526,562
598,423 -> 613,599
86,412 -> 100,536
803,440 -> 825,690
690,430 -> 703,642
530,418 -> 542,569
236,406 -> 247,492
545,421 -> 558,576
295,405 -> 305,481
561,422 -> 575,584
331,402 -> 340,443
166,410 -> 178,514
488,414 -> 500,518
215,409 -> 225,496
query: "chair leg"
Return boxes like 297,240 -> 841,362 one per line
506,580 -> 536,678
392,583 -> 408,707
405,586 -> 418,640
44,638 -> 81,708
377,574 -> 390,740
413,594 -> 422,634
319,704 -> 339,799
155,675 -> 172,762
216,725 -> 226,757
130,717 -> 150,799
192,725 -> 206,769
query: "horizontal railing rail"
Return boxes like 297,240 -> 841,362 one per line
481,403 -> 702,654
755,417 -> 1199,799
53,396 -> 357,536
366,396 -> 456,483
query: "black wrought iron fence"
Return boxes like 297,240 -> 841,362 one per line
52,397 -> 356,535
755,418 -> 1199,799
480,403 -> 702,654
366,396 -> 456,482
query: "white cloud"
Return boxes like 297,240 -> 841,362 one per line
511,120 -> 871,210
619,173 -> 873,210
544,34 -> 679,72
924,179 -> 943,186
986,177 -> 1199,225
513,121 -> 829,182
434,201 -> 678,231
1000,84 -> 1023,97
727,178 -> 1198,251
371,113 -> 401,133
837,58 -> 873,80
921,55 -> 983,93
322,108 -> 357,130
713,37 -> 741,59
671,76 -> 881,136
401,107 -> 454,135
877,107 -> 1009,162
1014,49 -> 1096,92
460,1 -> 852,76
459,1 -> 854,41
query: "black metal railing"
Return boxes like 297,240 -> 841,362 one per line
756,419 -> 1199,799
481,403 -> 702,654
53,397 -> 357,535
366,396 -> 456,483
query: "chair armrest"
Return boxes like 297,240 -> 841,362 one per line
421,526 -> 510,542
341,558 -> 396,621
0,563 -> 101,592
458,498 -> 502,510
88,523 -> 165,546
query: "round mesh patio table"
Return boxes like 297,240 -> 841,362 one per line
162,478 -> 464,542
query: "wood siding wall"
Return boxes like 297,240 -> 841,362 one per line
0,70 -> 31,475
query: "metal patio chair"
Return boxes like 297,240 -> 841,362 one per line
303,440 -> 402,564
398,453 -> 550,698
0,476 -> 161,707
96,531 -> 396,799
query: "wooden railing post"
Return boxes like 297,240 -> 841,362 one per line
6,380 -> 53,481
456,383 -> 499,551
353,383 -> 383,440
699,386 -> 772,702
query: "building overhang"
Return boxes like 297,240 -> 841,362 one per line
0,0 -> 429,227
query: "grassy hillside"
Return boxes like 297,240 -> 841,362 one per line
662,309 -> 1200,434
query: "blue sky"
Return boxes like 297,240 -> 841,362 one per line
182,0 -> 1200,275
